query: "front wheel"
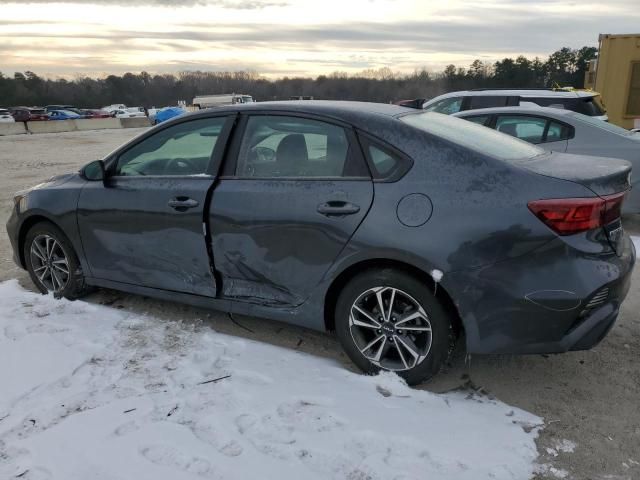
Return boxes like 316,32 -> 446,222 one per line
24,221 -> 90,299
335,269 -> 453,385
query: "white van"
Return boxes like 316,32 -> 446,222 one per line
423,89 -> 608,121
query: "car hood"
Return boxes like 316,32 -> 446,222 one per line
18,173 -> 78,195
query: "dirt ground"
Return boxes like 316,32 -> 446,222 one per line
1,128 -> 639,480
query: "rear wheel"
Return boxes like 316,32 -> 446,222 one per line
335,269 -> 453,385
24,221 -> 90,299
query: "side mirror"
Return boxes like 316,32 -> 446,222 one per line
81,160 -> 106,181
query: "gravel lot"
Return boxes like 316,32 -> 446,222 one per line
1,129 -> 639,479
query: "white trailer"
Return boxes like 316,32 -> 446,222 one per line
192,94 -> 254,109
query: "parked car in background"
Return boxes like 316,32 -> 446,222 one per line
82,109 -> 113,119
7,102 -> 635,385
394,98 -> 426,109
111,108 -> 146,118
45,105 -> 74,113
48,110 -> 82,120
102,104 -> 127,113
63,108 -> 91,119
153,106 -> 186,124
192,94 -> 254,109
423,89 -> 608,121
9,107 -> 49,122
453,106 -> 640,213
0,108 -> 16,123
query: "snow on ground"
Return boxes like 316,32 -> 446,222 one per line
0,280 -> 542,480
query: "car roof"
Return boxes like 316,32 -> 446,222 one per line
453,106 -> 575,118
182,100 -> 414,123
426,89 -> 597,102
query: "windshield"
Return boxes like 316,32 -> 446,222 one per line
400,112 -> 544,160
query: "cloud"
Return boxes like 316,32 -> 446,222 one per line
1,0 -> 639,77
0,0 -> 287,7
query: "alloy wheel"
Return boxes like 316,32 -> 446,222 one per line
30,234 -> 70,293
349,286 -> 433,371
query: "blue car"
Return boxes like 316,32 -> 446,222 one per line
154,107 -> 186,124
48,110 -> 82,120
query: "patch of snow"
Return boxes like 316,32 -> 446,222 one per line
431,269 -> 444,283
0,280 -> 542,479
535,464 -> 569,479
555,439 -> 576,454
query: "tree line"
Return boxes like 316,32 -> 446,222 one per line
0,46 -> 596,108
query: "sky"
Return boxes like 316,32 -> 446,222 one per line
0,0 -> 639,78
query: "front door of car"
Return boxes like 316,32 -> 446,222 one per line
77,115 -> 234,296
209,114 -> 374,307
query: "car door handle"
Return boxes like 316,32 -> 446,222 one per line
168,197 -> 199,210
317,201 -> 360,216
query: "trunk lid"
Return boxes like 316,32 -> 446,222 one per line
521,152 -> 631,196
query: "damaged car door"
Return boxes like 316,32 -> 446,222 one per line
77,116 -> 233,296
210,113 -> 374,306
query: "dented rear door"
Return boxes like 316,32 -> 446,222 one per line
209,113 -> 373,307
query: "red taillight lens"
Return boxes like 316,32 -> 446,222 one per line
528,192 -> 625,236
602,191 -> 625,225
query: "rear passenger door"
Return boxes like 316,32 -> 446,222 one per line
209,113 -> 373,307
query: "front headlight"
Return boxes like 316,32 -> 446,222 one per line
13,194 -> 28,213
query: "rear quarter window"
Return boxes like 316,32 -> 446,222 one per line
358,133 -> 413,181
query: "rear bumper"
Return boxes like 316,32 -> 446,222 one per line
445,234 -> 635,354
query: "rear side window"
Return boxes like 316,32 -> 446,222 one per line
468,96 -> 508,109
401,112 -> 543,161
494,115 -> 573,144
496,115 -> 546,143
424,97 -> 463,114
236,115 -> 367,178
546,121 -> 573,142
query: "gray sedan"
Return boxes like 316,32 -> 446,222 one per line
453,106 -> 640,213
6,102 -> 636,384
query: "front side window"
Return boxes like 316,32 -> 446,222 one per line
236,115 -> 364,178
495,115 -> 546,143
116,117 -> 226,176
424,97 -> 463,114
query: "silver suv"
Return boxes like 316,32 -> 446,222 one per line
423,89 -> 608,121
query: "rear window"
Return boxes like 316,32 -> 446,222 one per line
567,111 -> 636,137
524,96 -> 606,117
400,112 -> 543,161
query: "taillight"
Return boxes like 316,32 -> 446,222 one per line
528,192 -> 625,236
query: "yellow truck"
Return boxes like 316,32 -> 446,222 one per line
586,33 -> 640,129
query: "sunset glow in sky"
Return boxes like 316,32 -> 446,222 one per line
1,0 -> 639,78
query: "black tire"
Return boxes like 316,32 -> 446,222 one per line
335,268 -> 453,385
24,221 -> 90,300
